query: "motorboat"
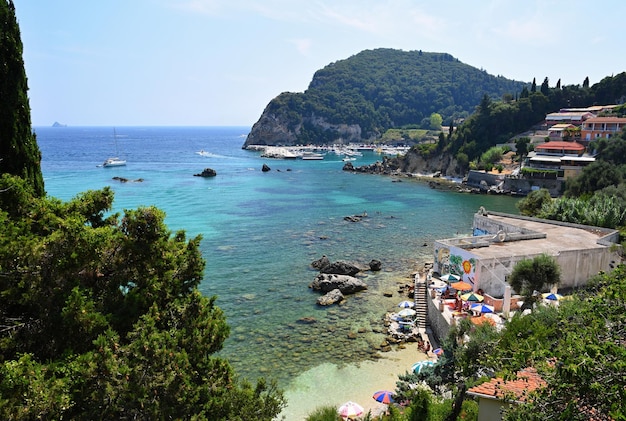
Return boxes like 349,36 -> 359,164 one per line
301,151 -> 325,160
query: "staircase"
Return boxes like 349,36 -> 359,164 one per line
413,273 -> 429,331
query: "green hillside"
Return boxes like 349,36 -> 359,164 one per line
246,49 -> 527,146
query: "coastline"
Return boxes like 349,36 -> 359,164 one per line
279,344 -> 431,420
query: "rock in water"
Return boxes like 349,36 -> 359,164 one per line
262,164 -> 271,172
369,259 -> 382,271
194,168 -> 217,177
316,289 -> 344,306
309,273 -> 367,294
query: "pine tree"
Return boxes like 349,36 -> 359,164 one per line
0,0 -> 44,197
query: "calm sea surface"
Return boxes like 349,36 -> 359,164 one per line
37,126 -> 519,392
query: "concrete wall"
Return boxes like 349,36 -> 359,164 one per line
466,170 -> 505,189
427,297 -> 451,345
503,177 -> 562,196
477,398 -> 509,421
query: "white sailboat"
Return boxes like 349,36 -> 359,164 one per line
102,129 -> 126,167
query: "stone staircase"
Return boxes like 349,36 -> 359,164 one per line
413,273 -> 429,331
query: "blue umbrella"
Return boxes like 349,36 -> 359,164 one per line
470,303 -> 495,313
397,300 -> 415,308
542,292 -> 563,301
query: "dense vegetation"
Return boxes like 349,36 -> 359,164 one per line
0,1 -> 284,418
261,48 -> 528,142
0,0 -> 44,196
441,74 -> 626,171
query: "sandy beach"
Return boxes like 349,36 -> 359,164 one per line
279,344 -> 433,420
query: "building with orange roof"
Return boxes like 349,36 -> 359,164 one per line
581,116 -> 626,141
466,367 -> 546,421
524,140 -> 594,180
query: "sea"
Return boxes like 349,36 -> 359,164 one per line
37,126 -> 520,417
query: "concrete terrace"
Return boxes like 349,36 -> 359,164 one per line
433,210 -> 620,298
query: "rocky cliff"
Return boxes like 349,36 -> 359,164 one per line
244,113 -> 368,147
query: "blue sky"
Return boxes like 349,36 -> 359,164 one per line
14,0 -> 626,127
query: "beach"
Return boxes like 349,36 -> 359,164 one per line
279,342 -> 432,420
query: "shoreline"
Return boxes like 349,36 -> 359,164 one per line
279,344 -> 432,420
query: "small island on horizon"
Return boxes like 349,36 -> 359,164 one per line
52,121 -> 67,127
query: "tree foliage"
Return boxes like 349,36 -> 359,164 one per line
0,175 -> 285,420
0,0 -> 44,196
508,254 -> 561,307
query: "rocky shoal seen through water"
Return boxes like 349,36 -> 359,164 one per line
223,243 -> 431,385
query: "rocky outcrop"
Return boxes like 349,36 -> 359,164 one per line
243,113 -> 369,148
261,164 -> 271,172
343,150 -> 463,178
369,259 -> 382,271
194,168 -> 217,177
316,289 -> 345,306
320,261 -> 361,276
112,177 -> 144,183
309,273 -> 368,294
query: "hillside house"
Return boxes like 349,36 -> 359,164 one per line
466,367 -> 546,421
581,116 -> 626,141
547,123 -> 577,139
545,111 -> 594,128
525,141 -> 593,180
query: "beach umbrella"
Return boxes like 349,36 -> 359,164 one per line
372,390 -> 395,404
338,401 -> 364,420
411,360 -> 435,374
470,303 -> 495,313
397,308 -> 416,318
461,292 -> 484,302
450,281 -> 472,291
397,300 -> 415,308
542,292 -> 563,301
440,273 -> 461,282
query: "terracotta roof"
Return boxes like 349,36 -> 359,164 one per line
466,367 -> 546,403
535,141 -> 585,151
584,116 -> 626,123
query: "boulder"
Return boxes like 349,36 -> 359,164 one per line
194,168 -> 217,177
320,260 -> 361,276
262,164 -> 271,172
311,255 -> 331,271
316,289 -> 344,306
309,273 -> 367,294
369,259 -> 382,271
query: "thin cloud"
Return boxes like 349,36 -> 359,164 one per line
289,38 -> 313,56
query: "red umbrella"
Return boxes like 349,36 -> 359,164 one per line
372,390 -> 395,404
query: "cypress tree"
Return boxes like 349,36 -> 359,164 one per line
0,0 -> 44,197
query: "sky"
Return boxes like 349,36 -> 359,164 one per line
13,0 -> 626,127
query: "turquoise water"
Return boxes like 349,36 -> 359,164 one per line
37,126 -> 520,388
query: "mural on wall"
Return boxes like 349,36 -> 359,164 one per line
448,246 -> 477,288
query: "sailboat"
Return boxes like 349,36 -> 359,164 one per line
102,129 -> 126,167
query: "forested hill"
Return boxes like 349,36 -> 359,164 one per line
243,48 -> 527,147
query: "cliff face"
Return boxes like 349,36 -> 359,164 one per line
243,113 -> 368,148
